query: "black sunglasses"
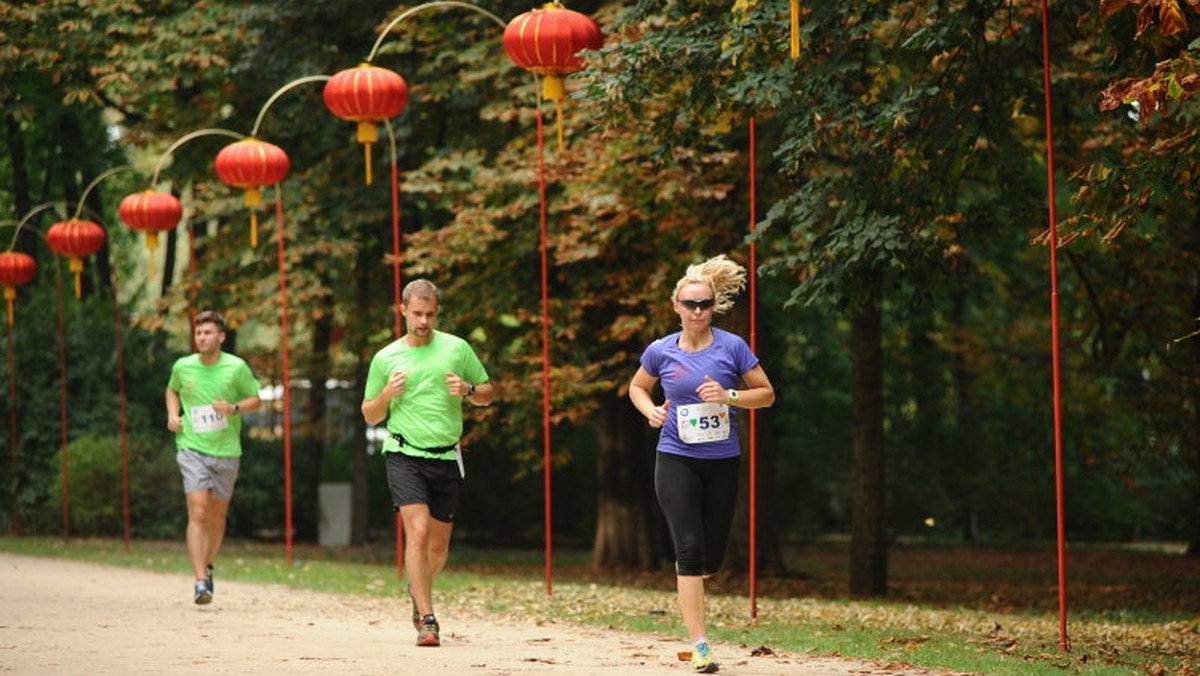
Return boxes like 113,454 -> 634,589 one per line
678,298 -> 715,311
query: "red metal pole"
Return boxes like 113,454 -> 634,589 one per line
6,317 -> 19,534
275,194 -> 294,566
391,157 -> 406,579
54,262 -> 70,536
748,116 -> 759,620
112,268 -> 131,550
1039,0 -> 1070,652
537,104 -> 554,596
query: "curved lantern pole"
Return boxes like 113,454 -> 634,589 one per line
365,0 -> 507,581
5,205 -> 73,534
144,128 -> 246,297
0,215 -> 45,535
66,166 -> 135,547
500,2 -> 603,597
249,74 -> 330,567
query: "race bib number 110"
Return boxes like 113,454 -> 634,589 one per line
677,403 -> 730,444
191,405 -> 229,434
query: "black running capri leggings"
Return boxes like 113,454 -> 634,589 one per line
654,452 -> 741,577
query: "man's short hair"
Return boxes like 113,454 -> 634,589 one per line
194,310 -> 227,333
402,279 -> 440,306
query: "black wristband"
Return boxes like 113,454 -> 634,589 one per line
233,403 -> 240,414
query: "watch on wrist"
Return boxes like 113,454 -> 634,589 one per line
233,403 -> 240,414
728,389 -> 739,405
466,383 -> 476,396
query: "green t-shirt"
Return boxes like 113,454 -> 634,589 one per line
167,352 -> 262,458
363,330 -> 489,459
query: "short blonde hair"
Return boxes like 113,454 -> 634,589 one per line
671,254 -> 746,315
402,279 -> 440,306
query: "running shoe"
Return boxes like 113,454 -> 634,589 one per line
206,563 -> 214,593
691,641 -> 718,673
416,614 -> 440,647
407,584 -> 420,630
193,579 -> 213,605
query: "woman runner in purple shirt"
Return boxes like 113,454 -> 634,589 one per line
629,254 -> 775,674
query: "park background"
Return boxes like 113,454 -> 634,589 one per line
1,0 -> 1198,637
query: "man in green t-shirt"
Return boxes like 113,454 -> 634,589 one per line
165,310 -> 262,606
362,279 -> 493,647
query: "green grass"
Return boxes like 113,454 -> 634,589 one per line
1,536 -> 1194,676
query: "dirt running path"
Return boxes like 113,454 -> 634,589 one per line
0,552 -> 964,675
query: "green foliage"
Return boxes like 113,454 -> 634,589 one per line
3,0 -> 1199,558
40,433 -> 179,538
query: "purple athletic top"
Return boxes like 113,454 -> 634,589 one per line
639,327 -> 760,460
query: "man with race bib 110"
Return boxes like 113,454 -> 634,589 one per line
166,310 -> 262,606
628,254 -> 775,674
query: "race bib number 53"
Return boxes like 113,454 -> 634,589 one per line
190,405 -> 229,434
677,403 -> 730,444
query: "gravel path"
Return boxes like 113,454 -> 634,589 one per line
0,552 -> 968,675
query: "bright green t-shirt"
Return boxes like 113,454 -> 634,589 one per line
363,330 -> 489,459
167,352 -> 262,458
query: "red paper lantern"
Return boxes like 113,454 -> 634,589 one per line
0,251 -> 36,327
46,219 -> 106,298
118,190 -> 183,255
324,63 -> 409,185
213,138 -> 290,248
504,3 -> 603,102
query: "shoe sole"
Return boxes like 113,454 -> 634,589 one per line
194,591 -> 212,605
416,634 -> 440,647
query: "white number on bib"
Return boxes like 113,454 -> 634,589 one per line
191,405 -> 229,434
676,403 -> 731,444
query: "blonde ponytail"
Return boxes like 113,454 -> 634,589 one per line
672,254 -> 747,314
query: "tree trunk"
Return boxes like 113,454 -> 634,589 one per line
295,304 -> 334,542
349,246 -> 376,545
591,393 -> 660,570
849,293 -> 888,597
1189,272 -> 1200,557
724,422 -> 787,574
5,110 -> 31,232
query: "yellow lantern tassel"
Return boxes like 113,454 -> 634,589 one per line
790,0 -> 801,59
69,258 -> 83,298
357,122 -> 378,186
4,287 -> 14,327
542,75 -> 568,154
144,233 -> 160,279
244,187 -> 263,248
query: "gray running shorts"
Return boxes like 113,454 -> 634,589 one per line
176,448 -> 240,501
